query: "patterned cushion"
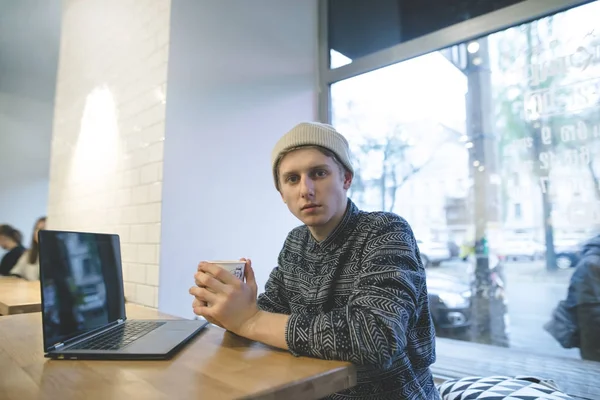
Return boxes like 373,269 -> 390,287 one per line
438,376 -> 572,400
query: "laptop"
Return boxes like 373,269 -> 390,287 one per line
38,230 -> 208,360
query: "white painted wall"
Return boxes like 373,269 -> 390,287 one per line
0,0 -> 59,254
0,178 -> 49,252
160,0 -> 318,317
46,0 -> 171,307
0,93 -> 52,254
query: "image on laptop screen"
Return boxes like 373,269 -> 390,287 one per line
39,231 -> 126,349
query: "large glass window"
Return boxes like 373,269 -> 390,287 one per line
331,0 -> 600,361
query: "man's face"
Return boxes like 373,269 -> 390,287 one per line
278,147 -> 352,232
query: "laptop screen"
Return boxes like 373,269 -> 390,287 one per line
38,230 -> 126,351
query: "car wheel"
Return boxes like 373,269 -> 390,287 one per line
421,254 -> 430,268
556,253 -> 574,270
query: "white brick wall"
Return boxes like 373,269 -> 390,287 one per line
47,0 -> 171,308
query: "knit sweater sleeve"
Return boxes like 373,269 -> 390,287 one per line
285,215 -> 425,369
257,265 -> 290,314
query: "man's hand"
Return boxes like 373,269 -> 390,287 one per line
192,297 -> 223,328
190,258 -> 259,335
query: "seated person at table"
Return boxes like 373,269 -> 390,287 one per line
10,216 -> 46,281
0,224 -> 25,276
190,122 -> 439,399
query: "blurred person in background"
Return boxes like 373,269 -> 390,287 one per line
546,233 -> 600,362
0,224 -> 25,276
566,234 -> 600,362
10,216 -> 46,281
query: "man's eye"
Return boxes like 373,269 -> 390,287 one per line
315,170 -> 327,178
286,176 -> 299,183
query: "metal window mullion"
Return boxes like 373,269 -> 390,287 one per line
317,0 -> 331,123
322,0 -> 594,85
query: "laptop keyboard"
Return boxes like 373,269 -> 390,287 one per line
69,321 -> 166,351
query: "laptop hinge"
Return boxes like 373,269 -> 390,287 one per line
51,342 -> 64,351
49,319 -> 124,351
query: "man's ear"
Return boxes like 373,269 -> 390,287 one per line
343,171 -> 353,190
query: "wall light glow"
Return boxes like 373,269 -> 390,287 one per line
70,85 -> 120,184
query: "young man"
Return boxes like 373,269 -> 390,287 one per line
561,234 -> 600,361
190,122 -> 439,399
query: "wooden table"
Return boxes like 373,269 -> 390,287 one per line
0,277 -> 41,315
0,304 -> 356,400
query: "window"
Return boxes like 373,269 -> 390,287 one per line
328,0 -> 527,68
329,0 -> 600,367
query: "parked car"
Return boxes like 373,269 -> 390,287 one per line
417,239 -> 451,268
496,239 -> 545,261
426,255 -> 506,340
554,238 -> 584,269
426,270 -> 471,335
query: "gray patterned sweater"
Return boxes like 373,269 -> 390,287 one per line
257,199 -> 440,399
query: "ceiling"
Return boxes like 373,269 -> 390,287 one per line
0,0 -> 61,102
0,0 -> 61,181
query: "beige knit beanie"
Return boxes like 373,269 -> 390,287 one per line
271,122 -> 354,189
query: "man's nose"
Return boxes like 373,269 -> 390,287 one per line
300,176 -> 315,198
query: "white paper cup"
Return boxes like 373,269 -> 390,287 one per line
206,260 -> 245,280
